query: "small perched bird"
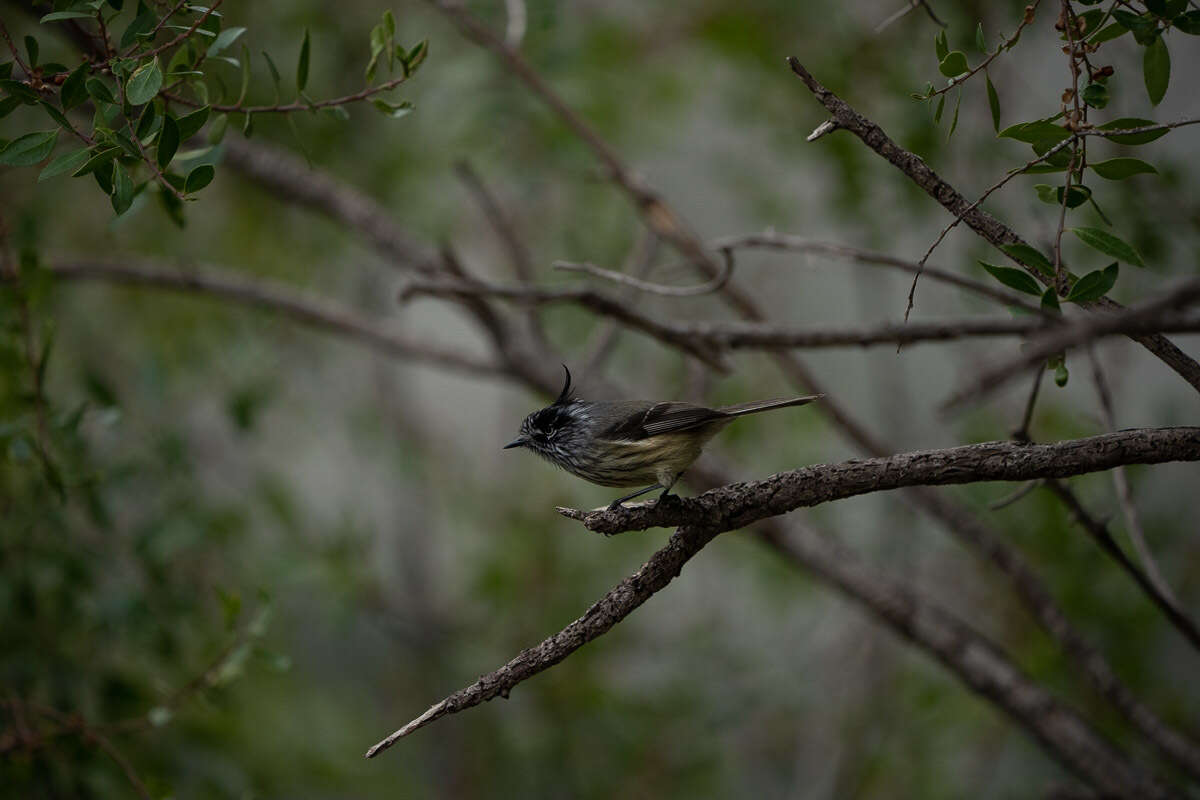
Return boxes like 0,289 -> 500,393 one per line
504,366 -> 821,509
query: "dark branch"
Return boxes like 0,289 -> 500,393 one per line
561,428 -> 1200,535
39,260 -> 505,380
942,278 -> 1200,410
785,57 -> 1200,397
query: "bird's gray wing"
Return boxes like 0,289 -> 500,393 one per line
601,401 -> 727,440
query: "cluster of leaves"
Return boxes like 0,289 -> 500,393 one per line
0,3 -> 427,224
910,2 -> 1194,386
0,251 -> 287,795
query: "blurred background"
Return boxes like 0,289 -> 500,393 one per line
3,0 -> 1199,796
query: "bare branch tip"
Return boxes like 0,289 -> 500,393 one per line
807,120 -> 840,142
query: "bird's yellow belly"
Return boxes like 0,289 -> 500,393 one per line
581,434 -> 709,488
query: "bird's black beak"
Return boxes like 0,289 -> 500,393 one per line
503,437 -> 527,450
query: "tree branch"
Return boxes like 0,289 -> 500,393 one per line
559,428 -> 1200,535
1045,479 -> 1200,654
785,56 -> 1200,397
38,260 -> 505,380
756,520 -> 1172,800
708,232 -> 1044,314
399,277 -> 729,370
942,278 -> 1200,410
220,138 -> 438,272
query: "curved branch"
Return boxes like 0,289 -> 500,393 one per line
39,260 -> 505,380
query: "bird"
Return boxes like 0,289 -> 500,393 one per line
504,366 -> 821,510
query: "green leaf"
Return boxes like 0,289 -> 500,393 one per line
110,163 -> 134,215
136,103 -> 158,141
1143,35 -> 1169,105
296,29 -> 310,92
997,120 -> 1071,145
157,114 -> 179,168
119,3 -> 157,50
38,147 -> 90,181
24,36 -> 39,68
934,29 -> 948,61
261,50 -> 282,102
1000,243 -> 1054,276
932,93 -> 945,124
975,22 -> 987,53
985,73 -> 1000,132
185,163 -> 215,193
1176,10 -> 1200,33
1067,263 -> 1118,302
85,77 -> 116,105
1145,0 -> 1185,18
206,112 -> 228,144
1089,158 -> 1157,180
1097,117 -> 1168,145
73,146 -> 122,176
1033,183 -> 1091,208
321,105 -> 349,122
1069,227 -> 1145,267
0,95 -> 21,119
38,100 -> 73,130
1,79 -> 41,104
125,58 -> 162,106
1041,287 -> 1061,314
1113,9 -> 1160,44
402,40 -> 428,76
61,61 -> 90,110
0,62 -> 10,79
1081,82 -> 1108,109
372,98 -> 412,119
0,129 -> 58,167
40,11 -> 94,22
1054,359 -> 1069,387
176,105 -> 211,140
1089,22 -> 1129,43
979,261 -> 1042,295
947,88 -> 961,140
938,51 -> 968,77
207,26 -> 246,58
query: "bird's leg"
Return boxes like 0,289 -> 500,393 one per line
655,472 -> 684,505
607,483 -> 662,511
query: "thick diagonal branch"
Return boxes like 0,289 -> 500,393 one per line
785,57 -> 1200,397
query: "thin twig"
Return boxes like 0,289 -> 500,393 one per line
1086,347 -> 1179,607
1045,480 -> 1200,654
1015,365 -> 1044,442
399,277 -> 729,370
138,0 -> 222,62
580,230 -> 660,377
925,1 -> 1042,98
989,479 -> 1043,510
122,0 -> 190,58
711,232 -> 1044,314
553,247 -> 734,297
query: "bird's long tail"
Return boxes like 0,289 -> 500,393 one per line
717,394 -> 823,417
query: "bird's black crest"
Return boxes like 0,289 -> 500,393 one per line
555,364 -> 574,405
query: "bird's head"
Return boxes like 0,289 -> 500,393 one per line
503,365 -> 582,462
